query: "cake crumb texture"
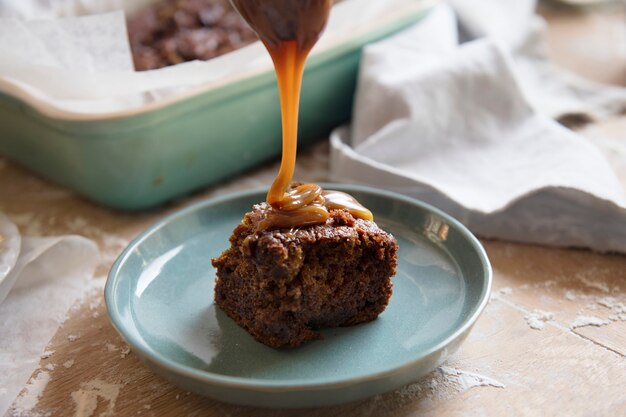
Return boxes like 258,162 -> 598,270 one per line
212,204 -> 398,348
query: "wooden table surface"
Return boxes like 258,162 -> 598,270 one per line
2,2 -> 626,416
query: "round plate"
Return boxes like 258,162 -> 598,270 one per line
0,212 -> 21,305
105,185 -> 491,408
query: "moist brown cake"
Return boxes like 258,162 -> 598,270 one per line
127,0 -> 257,71
211,203 -> 398,348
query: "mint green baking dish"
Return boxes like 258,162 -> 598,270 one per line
0,3 -> 432,210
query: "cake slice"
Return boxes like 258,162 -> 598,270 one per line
211,203 -> 398,348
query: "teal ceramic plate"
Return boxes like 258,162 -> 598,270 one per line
105,184 -> 491,408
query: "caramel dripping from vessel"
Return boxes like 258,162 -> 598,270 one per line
230,0 -> 373,229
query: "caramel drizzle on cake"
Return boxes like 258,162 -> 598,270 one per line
230,0 -> 373,230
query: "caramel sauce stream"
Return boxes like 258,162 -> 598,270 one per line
230,0 -> 373,229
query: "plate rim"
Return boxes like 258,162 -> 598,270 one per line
105,183 -> 492,391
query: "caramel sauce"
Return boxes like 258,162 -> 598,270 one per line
230,0 -> 373,229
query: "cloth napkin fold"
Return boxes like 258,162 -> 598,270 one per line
0,214 -> 100,416
330,2 -> 626,253
449,0 -> 626,121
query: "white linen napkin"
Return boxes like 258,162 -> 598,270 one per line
0,214 -> 100,416
330,3 -> 626,253
449,0 -> 626,122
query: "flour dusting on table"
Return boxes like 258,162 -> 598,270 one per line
440,367 -> 505,391
571,315 -> 611,329
597,297 -> 626,321
12,371 -> 50,416
40,351 -> 55,359
578,276 -> 611,293
119,345 -> 131,359
524,310 -> 554,330
71,379 -> 121,417
391,365 -> 505,406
